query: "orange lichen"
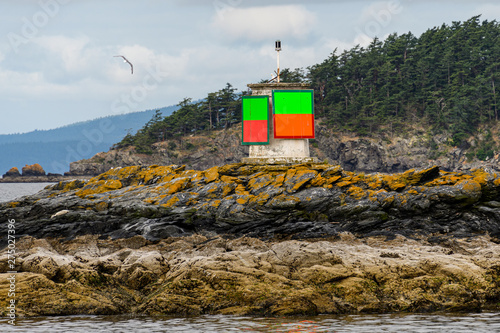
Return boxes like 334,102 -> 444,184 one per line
204,166 -> 219,183
135,165 -> 174,184
21,163 -> 45,176
61,180 -> 86,193
157,177 -> 191,195
424,173 -> 472,187
75,179 -> 123,198
325,175 -> 342,185
271,174 -> 286,187
336,180 -> 355,188
94,201 -> 108,212
249,193 -> 270,205
287,170 -> 318,193
347,186 -> 366,200
455,179 -> 481,193
210,200 -> 222,208
220,175 -> 241,184
268,194 -> 300,207
236,197 -> 250,205
471,168 -> 494,187
161,196 -> 180,208
322,165 -> 343,177
310,174 -> 326,187
235,184 -> 249,196
4,167 -> 20,177
247,174 -> 273,192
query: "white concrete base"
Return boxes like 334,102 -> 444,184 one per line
241,157 -> 319,164
249,138 -> 310,158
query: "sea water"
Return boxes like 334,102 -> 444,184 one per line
0,183 -> 54,203
2,313 -> 500,332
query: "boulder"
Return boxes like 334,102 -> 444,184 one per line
22,163 -> 46,176
2,167 -> 21,177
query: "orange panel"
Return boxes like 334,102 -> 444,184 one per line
274,114 -> 314,139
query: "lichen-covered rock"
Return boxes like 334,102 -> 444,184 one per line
21,163 -> 46,176
3,167 -> 21,177
3,163 -> 500,244
3,162 -> 500,318
0,234 -> 499,317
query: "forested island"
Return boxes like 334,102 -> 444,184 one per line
1,16 -> 500,318
112,16 -> 499,163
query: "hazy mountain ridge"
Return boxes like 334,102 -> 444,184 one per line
0,105 -> 178,174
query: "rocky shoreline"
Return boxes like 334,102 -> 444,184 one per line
1,234 -> 499,317
0,175 -> 93,183
1,163 -> 500,316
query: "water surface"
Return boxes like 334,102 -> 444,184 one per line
0,183 -> 54,203
3,313 -> 500,332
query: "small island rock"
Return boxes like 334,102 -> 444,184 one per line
22,163 -> 46,176
2,167 -> 21,177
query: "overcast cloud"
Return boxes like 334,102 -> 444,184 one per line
0,0 -> 499,134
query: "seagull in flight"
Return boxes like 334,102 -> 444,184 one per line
114,55 -> 133,74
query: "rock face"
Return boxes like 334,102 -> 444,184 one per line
2,163 -> 500,317
67,124 -> 500,176
3,163 -> 500,243
1,234 -> 499,317
67,128 -> 248,176
21,164 -> 46,176
2,167 -> 21,177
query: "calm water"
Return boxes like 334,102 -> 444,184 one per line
0,183 -> 54,203
2,313 -> 500,332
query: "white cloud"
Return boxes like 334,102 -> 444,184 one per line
212,5 -> 316,41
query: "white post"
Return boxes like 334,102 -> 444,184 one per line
277,50 -> 280,83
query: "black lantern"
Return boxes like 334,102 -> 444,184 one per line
275,40 -> 281,52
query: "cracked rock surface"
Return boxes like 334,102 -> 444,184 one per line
2,163 -> 500,316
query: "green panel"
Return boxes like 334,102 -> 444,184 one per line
242,96 -> 269,121
272,90 -> 314,115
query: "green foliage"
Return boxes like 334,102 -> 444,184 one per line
307,16 -> 500,139
115,16 -> 500,158
168,141 -> 177,150
474,130 -> 495,160
117,83 -> 242,152
279,68 -> 307,83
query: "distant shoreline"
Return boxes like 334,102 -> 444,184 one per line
0,175 -> 93,183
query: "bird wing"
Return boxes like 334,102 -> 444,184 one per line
114,55 -> 134,74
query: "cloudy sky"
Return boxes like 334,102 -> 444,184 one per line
0,0 -> 499,134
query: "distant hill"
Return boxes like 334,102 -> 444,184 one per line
0,105 -> 178,175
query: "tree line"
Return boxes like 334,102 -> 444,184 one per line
117,16 -> 499,156
115,83 -> 242,153
308,15 -> 499,146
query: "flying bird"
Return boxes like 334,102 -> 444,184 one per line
114,55 -> 133,74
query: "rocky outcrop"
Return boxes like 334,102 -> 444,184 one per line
21,164 -> 46,176
67,124 -> 500,176
2,167 -> 21,178
0,174 -> 91,183
67,128 -> 248,176
1,234 -> 499,317
2,163 -> 500,317
2,163 -> 500,243
1,163 -> 93,183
